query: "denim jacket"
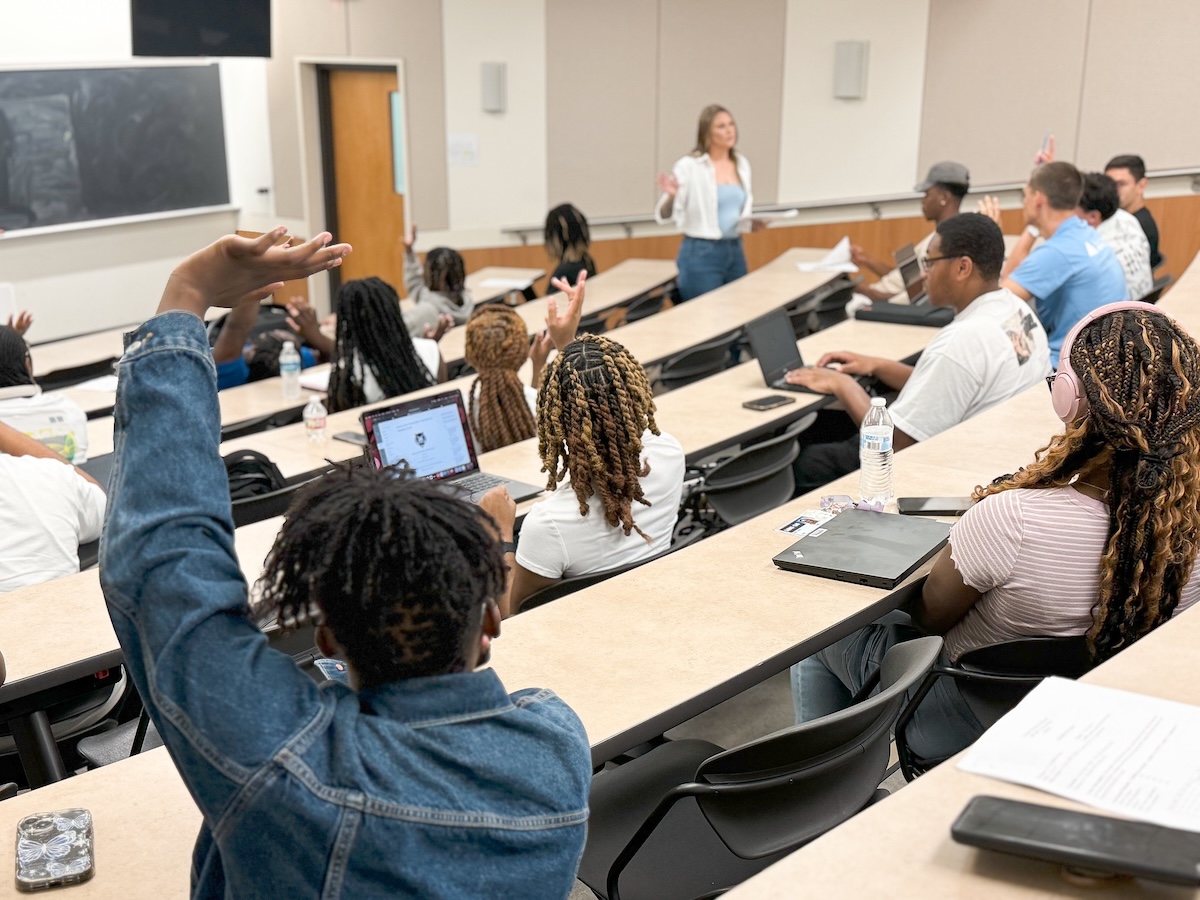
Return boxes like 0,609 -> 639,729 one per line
100,312 -> 591,899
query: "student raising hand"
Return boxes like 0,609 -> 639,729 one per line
545,269 -> 587,350
5,310 -> 32,336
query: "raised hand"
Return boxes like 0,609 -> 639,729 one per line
402,224 -> 418,253
422,314 -> 455,342
977,196 -> 1004,228
1034,133 -> 1056,166
655,172 -> 679,197
546,269 -> 587,350
285,296 -> 320,341
5,310 -> 33,336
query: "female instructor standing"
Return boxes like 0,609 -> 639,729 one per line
655,104 -> 757,300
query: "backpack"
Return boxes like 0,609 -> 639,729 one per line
223,449 -> 287,501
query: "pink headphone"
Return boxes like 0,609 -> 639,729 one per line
1050,300 -> 1172,422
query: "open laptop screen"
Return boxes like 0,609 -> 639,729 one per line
746,308 -> 804,383
362,391 -> 479,480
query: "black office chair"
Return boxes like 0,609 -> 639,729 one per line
682,414 -> 815,530
1141,273 -> 1174,305
220,405 -> 306,442
788,280 -> 858,340
655,333 -> 741,392
578,636 -> 943,900
894,635 -> 1094,781
576,310 -> 610,336
617,293 -> 671,327
206,303 -> 294,345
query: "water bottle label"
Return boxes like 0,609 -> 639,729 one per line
861,432 -> 892,453
306,416 -> 326,431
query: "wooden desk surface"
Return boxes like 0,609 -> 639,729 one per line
440,259 -> 677,364
464,266 -> 545,304
30,330 -> 126,379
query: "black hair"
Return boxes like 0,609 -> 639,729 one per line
0,326 -> 33,389
424,247 -> 467,307
1029,161 -> 1084,211
327,277 -> 436,413
935,213 -> 1004,282
245,331 -> 289,383
1105,154 -> 1147,181
935,181 -> 969,201
254,467 -> 507,688
544,204 -> 596,273
1080,172 -> 1120,221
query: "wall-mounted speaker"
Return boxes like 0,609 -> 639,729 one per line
481,62 -> 507,114
833,41 -> 869,100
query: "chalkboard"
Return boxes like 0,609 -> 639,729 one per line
0,65 -> 229,231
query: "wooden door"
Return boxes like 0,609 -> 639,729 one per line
325,68 -> 406,292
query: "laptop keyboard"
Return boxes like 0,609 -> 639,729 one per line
455,472 -> 507,494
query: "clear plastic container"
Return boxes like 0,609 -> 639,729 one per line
303,395 -> 327,442
859,396 -> 894,511
279,341 -> 301,401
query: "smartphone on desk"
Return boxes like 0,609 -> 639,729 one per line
333,431 -> 367,447
952,795 -> 1200,886
742,395 -> 796,412
15,808 -> 95,892
897,496 -> 973,516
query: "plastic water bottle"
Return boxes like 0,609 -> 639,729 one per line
859,397 -> 895,511
279,341 -> 301,401
303,396 -> 328,442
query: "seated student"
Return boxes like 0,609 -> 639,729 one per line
100,229 -> 591,898
485,331 -> 685,617
786,213 -> 1050,495
544,203 -> 597,289
0,418 -> 104,592
850,161 -> 970,304
1105,154 -> 1161,269
464,305 -> 552,453
327,276 -> 442,413
402,226 -> 474,337
984,161 -> 1127,367
1078,172 -> 1152,301
794,302 -> 1200,761
0,324 -> 90,463
210,299 -> 322,391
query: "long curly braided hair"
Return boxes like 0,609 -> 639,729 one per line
544,204 -> 596,273
537,334 -> 659,538
327,277 -> 435,412
253,467 -> 506,688
975,309 -> 1200,662
465,306 -> 536,453
424,247 -> 467,308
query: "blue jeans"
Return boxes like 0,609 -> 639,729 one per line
790,612 -> 984,762
676,236 -> 747,300
101,311 -> 591,899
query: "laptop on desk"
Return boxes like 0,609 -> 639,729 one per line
771,507 -> 951,590
745,308 -> 872,395
855,244 -> 955,327
361,390 -> 543,503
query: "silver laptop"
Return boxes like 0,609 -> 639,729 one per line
745,308 -> 870,395
361,390 -> 543,503
771,507 -> 951,589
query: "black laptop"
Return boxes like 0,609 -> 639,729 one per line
771,507 -> 951,589
855,243 -> 955,327
361,390 -> 543,503
744,308 -> 871,395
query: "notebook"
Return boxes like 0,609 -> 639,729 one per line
771,507 -> 951,589
745,307 -> 871,395
360,390 -> 543,503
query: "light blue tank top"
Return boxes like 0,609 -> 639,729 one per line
716,183 -> 745,239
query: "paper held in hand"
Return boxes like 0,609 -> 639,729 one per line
959,677 -> 1200,833
796,236 -> 858,273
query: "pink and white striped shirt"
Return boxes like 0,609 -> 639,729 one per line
943,485 -> 1200,660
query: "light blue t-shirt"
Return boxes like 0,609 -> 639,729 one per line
1010,216 -> 1128,367
716,183 -> 745,239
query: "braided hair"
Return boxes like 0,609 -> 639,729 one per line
424,247 -> 467,308
0,326 -> 34,389
537,334 -> 659,538
976,310 -> 1200,661
327,277 -> 435,412
253,467 -> 506,688
544,204 -> 596,274
465,306 -> 536,453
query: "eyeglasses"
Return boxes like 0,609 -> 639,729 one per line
921,254 -> 960,269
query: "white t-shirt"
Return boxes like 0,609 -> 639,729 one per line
0,386 -> 91,463
1096,209 -> 1153,302
351,338 -> 441,404
888,288 -> 1051,443
0,454 -> 106,592
517,430 -> 685,579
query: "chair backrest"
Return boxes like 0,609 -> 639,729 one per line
693,636 -> 942,858
620,293 -> 668,325
206,303 -> 293,345
790,282 -> 857,339
658,332 -> 740,390
954,634 -> 1093,727
220,405 -> 306,442
699,418 -> 812,526
576,311 -> 610,336
231,474 -> 322,528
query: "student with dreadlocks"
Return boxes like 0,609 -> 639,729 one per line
326,275 -> 442,413
794,301 -> 1200,762
486,328 -> 685,617
401,225 -> 474,337
543,203 -> 596,288
464,305 -> 548,453
0,320 -> 91,463
100,228 -> 591,897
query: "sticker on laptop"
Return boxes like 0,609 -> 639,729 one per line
776,509 -> 835,537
